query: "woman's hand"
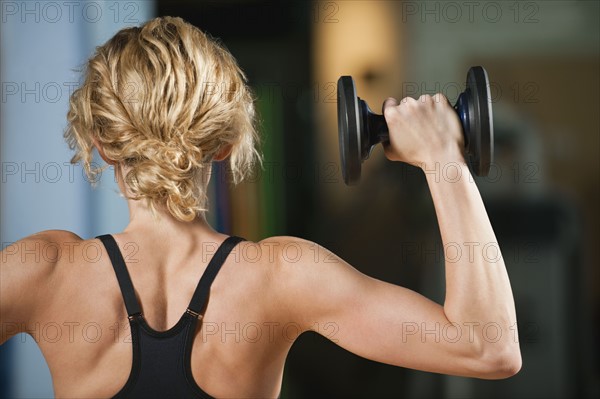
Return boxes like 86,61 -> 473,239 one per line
382,93 -> 465,169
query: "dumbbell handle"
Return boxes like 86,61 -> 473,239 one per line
363,92 -> 471,155
359,99 -> 389,158
365,110 -> 388,150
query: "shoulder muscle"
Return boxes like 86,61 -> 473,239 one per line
0,230 -> 82,343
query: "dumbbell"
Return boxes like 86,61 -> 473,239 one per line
337,66 -> 494,185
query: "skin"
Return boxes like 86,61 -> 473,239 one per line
0,93 -> 521,398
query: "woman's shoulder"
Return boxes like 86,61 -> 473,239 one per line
24,229 -> 83,244
0,229 -> 91,289
255,235 -> 325,249
253,235 -> 329,261
247,235 -> 341,275
0,229 -> 86,341
2,229 -> 84,264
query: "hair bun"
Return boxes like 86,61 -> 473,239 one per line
65,17 -> 261,222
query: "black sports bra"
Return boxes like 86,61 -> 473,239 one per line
97,234 -> 245,399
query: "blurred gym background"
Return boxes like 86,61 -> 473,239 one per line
1,0 -> 598,397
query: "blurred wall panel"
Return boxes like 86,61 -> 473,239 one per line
312,0 -> 404,210
445,197 -> 582,398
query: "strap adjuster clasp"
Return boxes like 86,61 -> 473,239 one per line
128,313 -> 143,321
186,308 -> 202,319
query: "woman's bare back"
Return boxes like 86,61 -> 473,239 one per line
32,231 -> 289,398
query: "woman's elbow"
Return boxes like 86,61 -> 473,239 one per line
489,349 -> 522,379
476,345 -> 522,379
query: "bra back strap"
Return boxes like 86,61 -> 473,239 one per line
97,234 -> 143,317
187,236 -> 245,316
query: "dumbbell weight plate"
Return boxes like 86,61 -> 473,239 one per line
337,76 -> 362,185
337,66 -> 494,185
463,66 -> 493,176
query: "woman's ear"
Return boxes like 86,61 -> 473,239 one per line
213,144 -> 233,161
92,137 -> 115,165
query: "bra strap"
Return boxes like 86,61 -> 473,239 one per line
97,234 -> 143,318
187,236 -> 245,317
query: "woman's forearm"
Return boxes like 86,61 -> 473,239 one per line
424,159 -> 519,355
381,93 -> 521,374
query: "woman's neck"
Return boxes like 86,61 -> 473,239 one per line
116,163 -> 217,240
123,198 -> 217,240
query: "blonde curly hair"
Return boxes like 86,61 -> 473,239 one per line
65,16 -> 260,222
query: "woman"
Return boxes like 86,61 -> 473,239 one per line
0,16 -> 521,398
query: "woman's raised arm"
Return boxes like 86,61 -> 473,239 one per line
270,93 -> 521,379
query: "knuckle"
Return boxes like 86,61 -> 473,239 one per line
433,92 -> 447,103
419,94 -> 432,103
